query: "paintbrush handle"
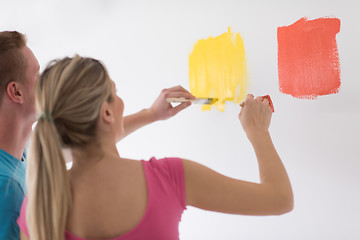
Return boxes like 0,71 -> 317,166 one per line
166,98 -> 191,103
166,98 -> 217,104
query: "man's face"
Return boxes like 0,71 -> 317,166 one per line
21,46 -> 40,123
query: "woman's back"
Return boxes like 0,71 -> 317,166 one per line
67,156 -> 148,239
19,156 -> 187,240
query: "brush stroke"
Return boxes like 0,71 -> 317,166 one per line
277,17 -> 341,99
189,27 -> 247,111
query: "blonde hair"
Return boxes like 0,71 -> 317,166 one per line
27,56 -> 113,240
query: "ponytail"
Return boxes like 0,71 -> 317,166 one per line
27,116 -> 71,240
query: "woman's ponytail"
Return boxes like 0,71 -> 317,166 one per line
27,116 -> 71,240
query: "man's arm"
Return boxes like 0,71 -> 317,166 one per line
120,86 -> 194,140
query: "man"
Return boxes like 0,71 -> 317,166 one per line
0,31 -> 40,240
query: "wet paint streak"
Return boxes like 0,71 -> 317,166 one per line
277,17 -> 341,99
189,27 -> 247,111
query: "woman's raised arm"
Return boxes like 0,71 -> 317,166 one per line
183,94 -> 293,216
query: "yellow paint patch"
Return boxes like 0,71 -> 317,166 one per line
189,27 -> 247,111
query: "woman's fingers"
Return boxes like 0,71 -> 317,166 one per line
162,86 -> 195,101
170,102 -> 191,116
238,94 -> 273,135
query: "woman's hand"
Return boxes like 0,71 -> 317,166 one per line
120,86 -> 194,141
238,94 -> 273,141
148,85 -> 195,121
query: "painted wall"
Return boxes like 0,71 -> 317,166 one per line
2,0 -> 359,239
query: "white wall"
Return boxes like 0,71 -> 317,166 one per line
2,0 -> 359,239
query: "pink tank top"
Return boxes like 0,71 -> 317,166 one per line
17,157 -> 187,240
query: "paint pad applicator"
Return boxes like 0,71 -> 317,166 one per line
240,95 -> 274,112
167,97 -> 218,105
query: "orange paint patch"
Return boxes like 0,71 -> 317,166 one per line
189,28 -> 247,111
277,17 -> 341,99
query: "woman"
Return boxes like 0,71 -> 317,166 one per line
17,56 -> 293,240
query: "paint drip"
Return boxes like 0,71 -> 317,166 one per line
277,17 -> 341,99
189,27 -> 248,111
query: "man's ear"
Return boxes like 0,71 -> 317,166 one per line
100,101 -> 114,124
6,81 -> 24,104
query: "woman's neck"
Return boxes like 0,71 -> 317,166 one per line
69,140 -> 120,174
